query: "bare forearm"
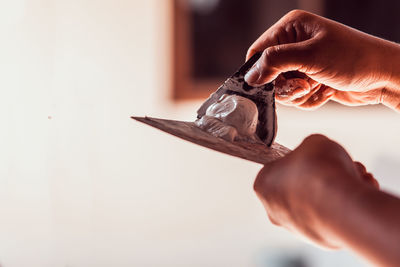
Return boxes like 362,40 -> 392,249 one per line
321,181 -> 400,266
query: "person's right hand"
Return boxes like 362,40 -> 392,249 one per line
245,10 -> 400,111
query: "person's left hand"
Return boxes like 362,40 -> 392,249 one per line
253,134 -> 379,248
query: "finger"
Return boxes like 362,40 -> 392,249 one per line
246,18 -> 286,61
275,78 -> 311,101
331,91 -> 365,106
289,87 -> 311,100
253,162 -> 283,202
298,86 -> 336,110
361,172 -> 380,189
246,30 -> 279,61
253,165 -> 271,197
331,90 -> 381,106
246,10 -> 312,60
354,161 -> 380,189
277,87 -> 311,103
306,77 -> 321,90
297,134 -> 335,154
297,134 -> 355,167
275,73 -> 321,102
245,39 -> 316,86
278,83 -> 322,106
268,214 -> 281,226
371,177 -> 380,189
281,70 -> 309,80
254,164 -> 284,227
354,161 -> 367,173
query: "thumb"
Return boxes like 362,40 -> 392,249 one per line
245,40 -> 314,85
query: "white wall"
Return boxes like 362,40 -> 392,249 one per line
1,1 -> 399,267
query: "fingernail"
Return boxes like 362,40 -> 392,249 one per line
244,65 -> 260,85
323,89 -> 335,97
292,87 -> 308,98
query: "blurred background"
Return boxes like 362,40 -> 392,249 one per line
1,0 -> 400,266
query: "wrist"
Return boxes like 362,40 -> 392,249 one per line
376,39 -> 400,110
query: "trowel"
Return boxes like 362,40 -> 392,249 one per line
132,53 -> 290,164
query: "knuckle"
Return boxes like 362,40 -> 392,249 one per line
301,134 -> 338,153
300,135 -> 350,164
287,9 -> 308,19
354,161 -> 366,172
303,134 -> 329,144
253,179 -> 260,193
373,178 -> 380,189
262,46 -> 279,67
257,51 -> 268,72
253,165 -> 272,194
253,169 -> 265,193
268,215 -> 281,226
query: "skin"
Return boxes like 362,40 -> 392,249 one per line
254,135 -> 400,266
245,10 -> 400,111
246,10 -> 400,266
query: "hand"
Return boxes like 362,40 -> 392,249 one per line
253,134 -> 379,249
245,10 -> 400,110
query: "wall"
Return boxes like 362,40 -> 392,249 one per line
1,1 -> 399,266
